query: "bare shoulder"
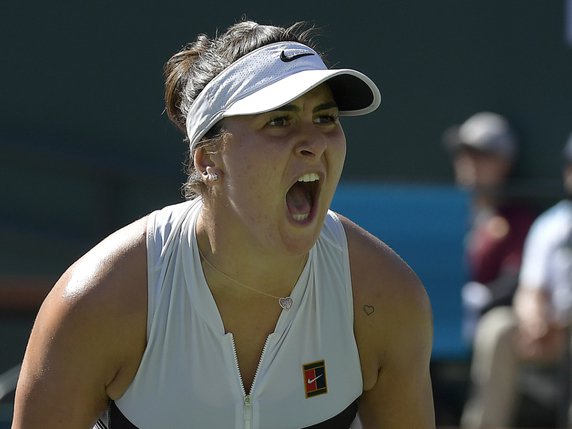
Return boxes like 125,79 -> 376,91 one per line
337,213 -> 435,427
337,214 -> 431,330
13,216 -> 149,428
57,215 -> 149,313
47,215 -> 149,343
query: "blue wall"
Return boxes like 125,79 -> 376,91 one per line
332,182 -> 471,359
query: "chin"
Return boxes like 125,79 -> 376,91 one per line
286,224 -> 326,254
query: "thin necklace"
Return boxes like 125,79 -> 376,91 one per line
197,247 -> 305,311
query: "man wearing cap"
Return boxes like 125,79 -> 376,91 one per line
461,133 -> 572,428
443,112 -> 537,344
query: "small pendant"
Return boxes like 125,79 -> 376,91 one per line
278,297 -> 293,311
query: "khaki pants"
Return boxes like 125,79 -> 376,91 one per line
461,306 -> 572,428
461,307 -> 520,428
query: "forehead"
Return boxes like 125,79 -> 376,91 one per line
220,84 -> 337,131
251,83 -> 337,117
455,146 -> 503,160
284,83 -> 336,108
223,84 -> 337,127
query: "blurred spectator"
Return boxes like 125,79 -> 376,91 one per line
460,133 -> 572,428
443,112 -> 537,343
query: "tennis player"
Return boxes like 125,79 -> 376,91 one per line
12,19 -> 435,428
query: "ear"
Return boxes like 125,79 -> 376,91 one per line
193,145 -> 216,175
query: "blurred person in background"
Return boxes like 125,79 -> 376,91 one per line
460,133 -> 572,428
443,112 -> 537,344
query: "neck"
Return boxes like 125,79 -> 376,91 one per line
195,209 -> 308,298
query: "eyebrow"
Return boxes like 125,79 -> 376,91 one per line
273,100 -> 339,113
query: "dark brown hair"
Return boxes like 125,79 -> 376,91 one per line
163,19 -> 320,199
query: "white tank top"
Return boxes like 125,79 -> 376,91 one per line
109,199 -> 362,429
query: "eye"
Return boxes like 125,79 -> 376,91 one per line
266,115 -> 292,127
314,113 -> 340,125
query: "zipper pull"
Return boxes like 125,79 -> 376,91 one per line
244,394 -> 252,429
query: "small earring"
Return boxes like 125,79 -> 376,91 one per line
205,167 -> 219,182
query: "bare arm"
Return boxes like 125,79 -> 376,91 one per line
12,218 -> 148,429
513,286 -> 566,360
340,215 -> 435,428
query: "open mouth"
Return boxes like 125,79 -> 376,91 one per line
286,173 -> 321,223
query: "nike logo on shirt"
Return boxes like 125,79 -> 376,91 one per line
307,374 -> 323,384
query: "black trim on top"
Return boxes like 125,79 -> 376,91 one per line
103,398 -> 358,429
302,398 -> 359,428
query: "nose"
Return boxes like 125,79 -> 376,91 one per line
294,125 -> 328,159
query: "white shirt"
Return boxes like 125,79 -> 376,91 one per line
110,199 -> 362,429
519,200 -> 572,323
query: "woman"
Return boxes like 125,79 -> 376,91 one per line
12,20 -> 435,428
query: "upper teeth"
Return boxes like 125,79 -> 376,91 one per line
297,173 -> 319,183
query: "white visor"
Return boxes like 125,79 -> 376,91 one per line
185,42 -> 381,152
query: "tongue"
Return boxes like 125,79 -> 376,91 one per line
286,183 -> 312,215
